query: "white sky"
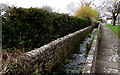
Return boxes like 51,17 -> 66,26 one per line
0,0 -> 101,14
0,0 -> 81,13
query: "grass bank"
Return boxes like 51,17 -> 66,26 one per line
106,24 -> 120,38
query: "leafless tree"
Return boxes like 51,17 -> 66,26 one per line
53,8 -> 61,13
78,0 -> 95,6
66,2 -> 77,14
41,5 -> 54,12
0,3 -> 8,12
100,0 -> 120,26
66,0 -> 96,15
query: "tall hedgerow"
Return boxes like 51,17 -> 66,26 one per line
2,7 -> 90,50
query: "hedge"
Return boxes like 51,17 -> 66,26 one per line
2,7 -> 90,50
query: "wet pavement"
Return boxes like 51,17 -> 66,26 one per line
95,23 -> 120,73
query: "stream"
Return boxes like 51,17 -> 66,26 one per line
52,28 -> 98,74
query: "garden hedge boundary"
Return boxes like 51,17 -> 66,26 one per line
2,7 -> 90,50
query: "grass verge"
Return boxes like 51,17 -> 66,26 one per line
106,24 -> 120,38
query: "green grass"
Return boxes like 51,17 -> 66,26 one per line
106,24 -> 120,38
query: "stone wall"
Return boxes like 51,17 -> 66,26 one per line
7,25 -> 94,74
82,23 -> 101,74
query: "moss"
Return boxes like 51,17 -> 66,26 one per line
30,68 -> 42,75
79,69 -> 83,74
85,29 -> 99,58
64,58 -> 69,64
85,40 -> 93,58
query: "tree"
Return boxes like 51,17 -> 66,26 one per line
75,5 -> 99,20
41,5 -> 54,12
66,2 -> 76,15
0,3 -> 8,12
78,0 -> 95,6
66,0 -> 98,15
100,0 -> 120,26
75,5 -> 99,25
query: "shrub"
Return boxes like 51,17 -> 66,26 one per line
2,7 -> 90,51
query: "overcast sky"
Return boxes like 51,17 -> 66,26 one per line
0,0 -> 80,13
0,0 -> 102,14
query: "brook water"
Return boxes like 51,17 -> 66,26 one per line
52,28 -> 98,74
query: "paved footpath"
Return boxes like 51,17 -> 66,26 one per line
95,23 -> 120,73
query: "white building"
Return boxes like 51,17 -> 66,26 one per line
116,14 -> 120,25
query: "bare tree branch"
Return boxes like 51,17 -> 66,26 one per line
99,0 -> 120,25
41,5 -> 54,12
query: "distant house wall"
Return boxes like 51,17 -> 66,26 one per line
106,18 -> 112,24
107,19 -> 112,24
116,14 -> 120,24
106,14 -> 120,25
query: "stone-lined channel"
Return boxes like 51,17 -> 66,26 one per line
51,28 -> 98,74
